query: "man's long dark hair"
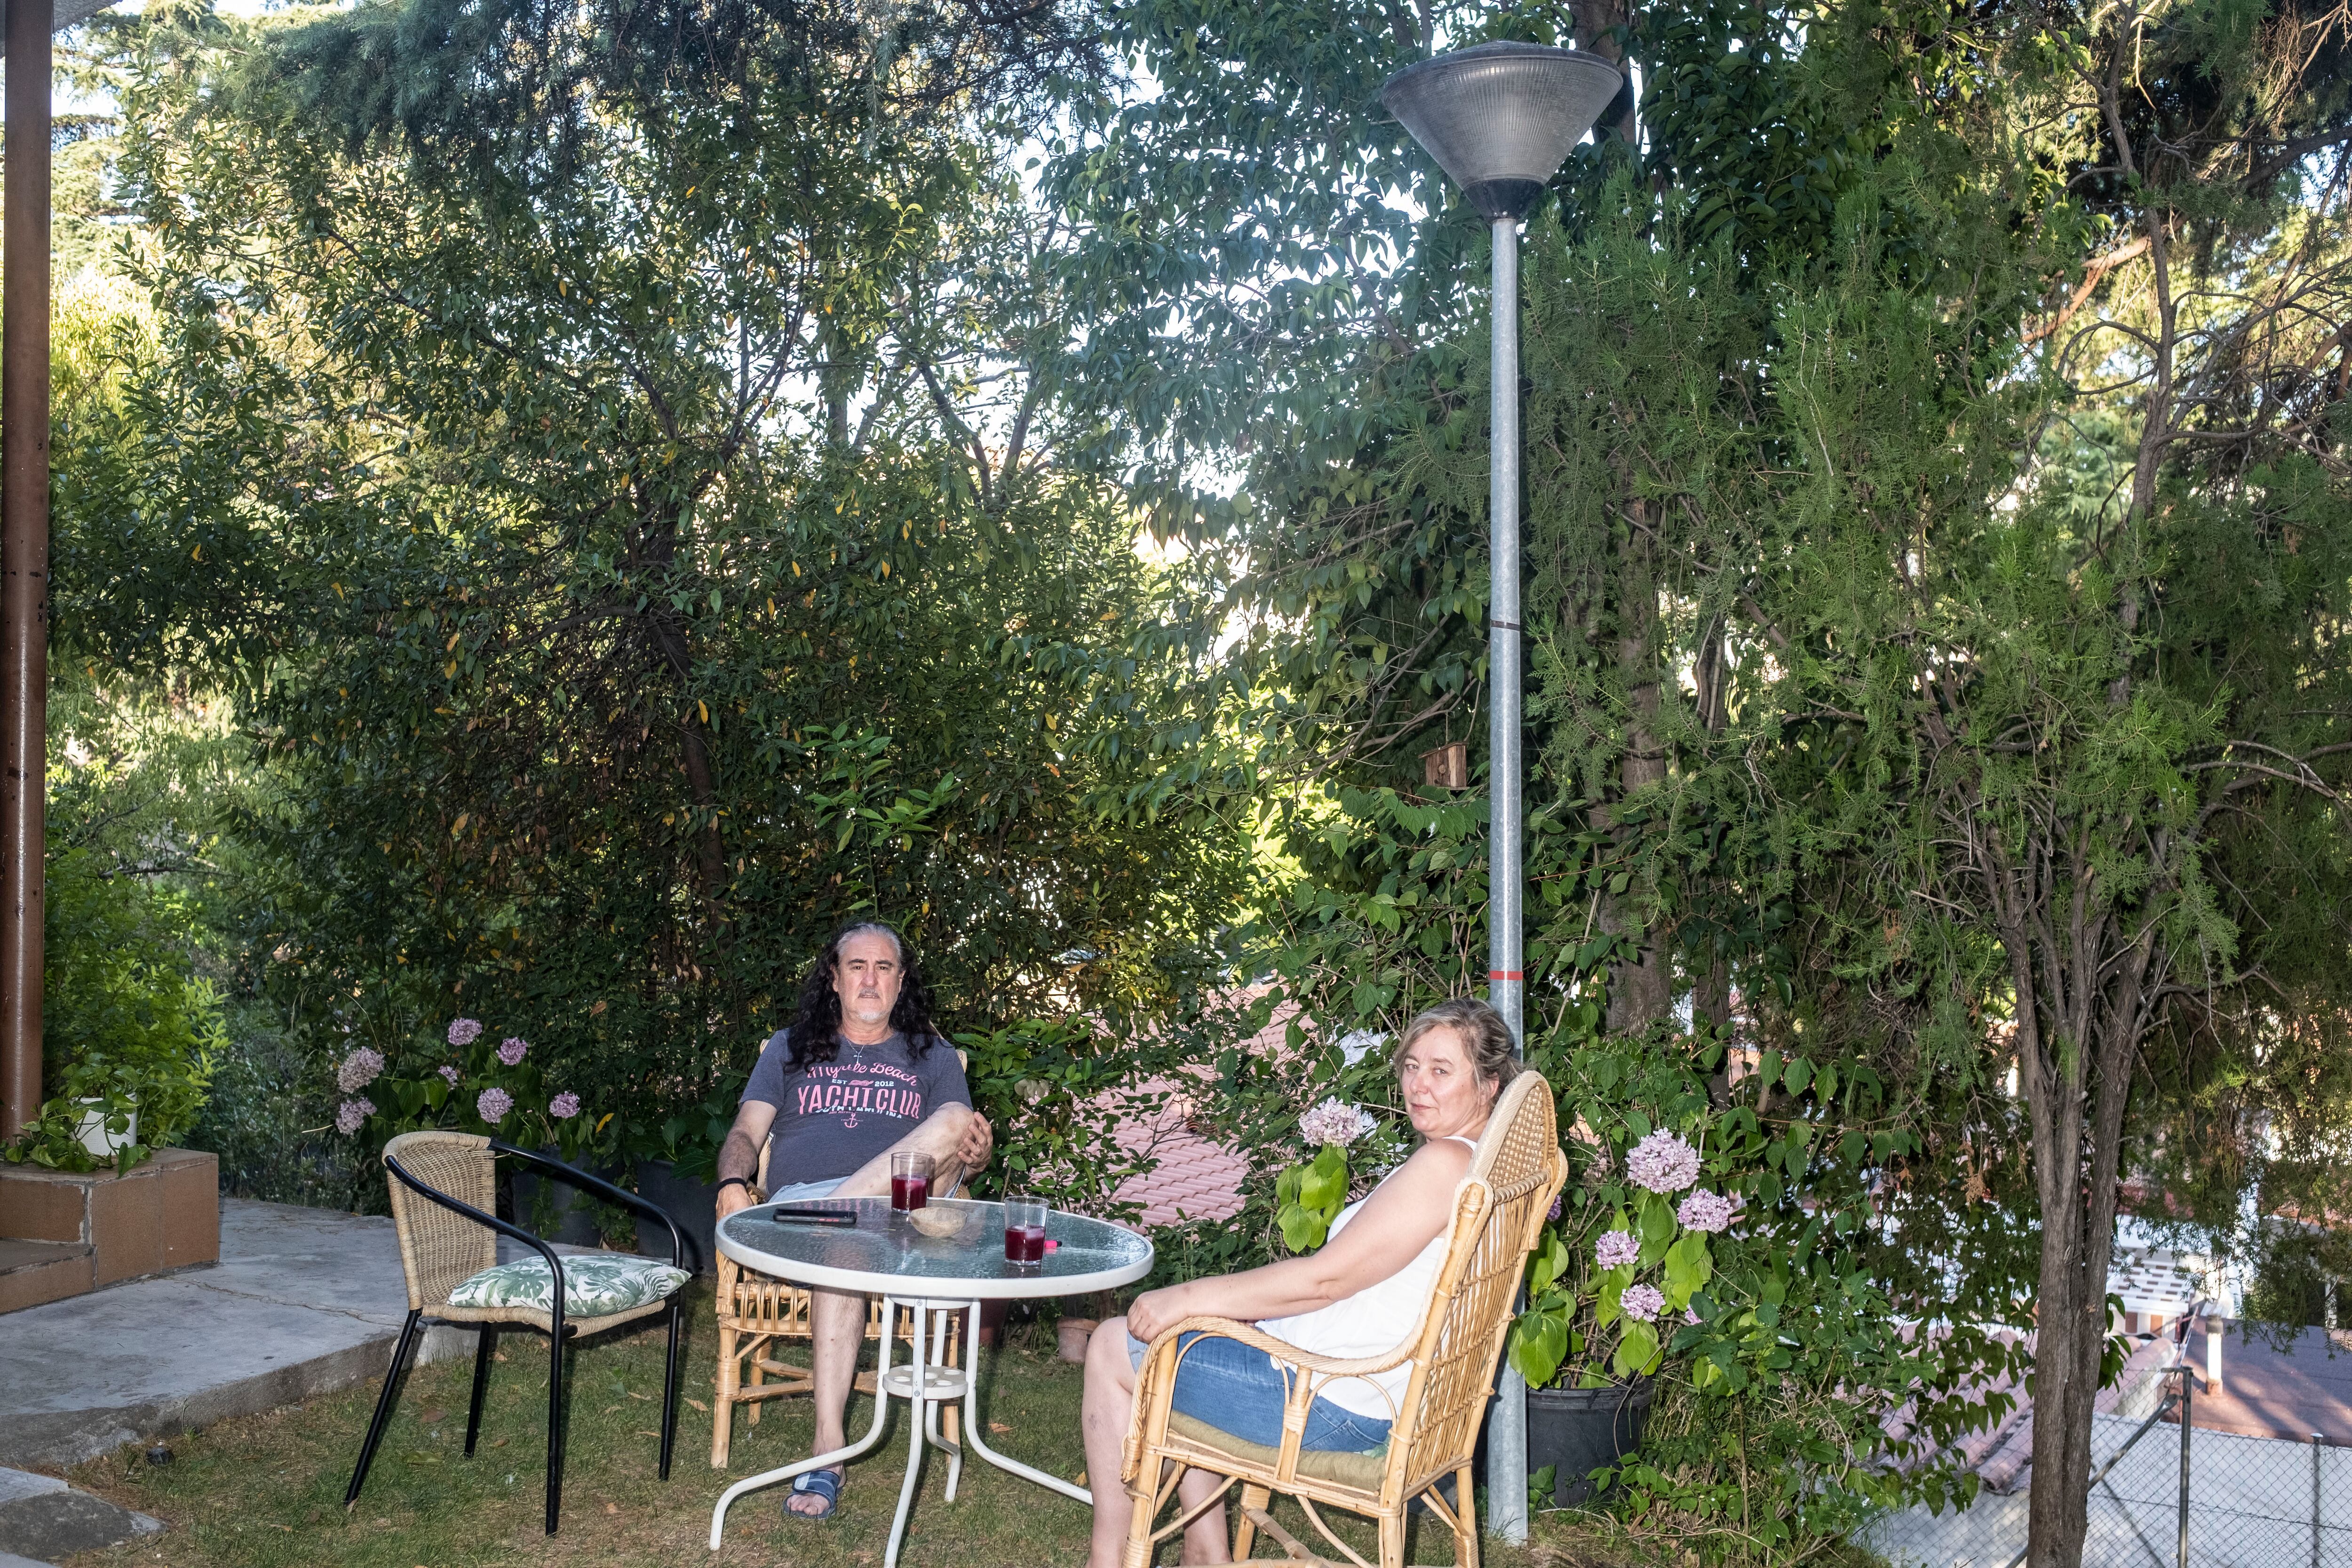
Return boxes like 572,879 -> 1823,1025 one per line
784,922 -> 942,1066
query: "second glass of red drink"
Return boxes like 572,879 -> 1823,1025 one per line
1003,1195 -> 1047,1266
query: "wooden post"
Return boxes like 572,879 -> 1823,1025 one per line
0,0 -> 52,1141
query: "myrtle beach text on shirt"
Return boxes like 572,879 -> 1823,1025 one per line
791,1058 -> 926,1124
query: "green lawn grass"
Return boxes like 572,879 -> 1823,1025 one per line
56,1282 -> 1558,1568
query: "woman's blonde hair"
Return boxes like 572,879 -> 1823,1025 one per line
1397,997 -> 1518,1099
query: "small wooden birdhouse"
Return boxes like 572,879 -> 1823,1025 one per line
1422,741 -> 1469,790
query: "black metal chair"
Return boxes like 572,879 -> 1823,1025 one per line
346,1131 -> 687,1534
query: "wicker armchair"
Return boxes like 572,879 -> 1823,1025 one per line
710,1132 -> 964,1466
349,1132 -> 688,1535
1120,1070 -> 1565,1568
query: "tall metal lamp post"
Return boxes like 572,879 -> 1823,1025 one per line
1381,40 -> 1624,1545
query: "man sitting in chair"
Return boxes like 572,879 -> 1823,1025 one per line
713,921 -> 993,1520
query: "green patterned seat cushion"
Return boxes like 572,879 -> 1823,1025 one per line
447,1254 -> 689,1318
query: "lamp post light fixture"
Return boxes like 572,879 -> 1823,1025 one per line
1381,39 -> 1625,1546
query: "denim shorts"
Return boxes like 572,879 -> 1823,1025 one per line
1128,1331 -> 1392,1453
766,1178 -> 845,1204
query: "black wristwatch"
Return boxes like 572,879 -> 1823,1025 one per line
716,1176 -> 750,1193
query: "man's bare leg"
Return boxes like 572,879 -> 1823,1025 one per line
787,1104 -> 980,1518
781,1285 -> 870,1516
830,1103 -> 977,1200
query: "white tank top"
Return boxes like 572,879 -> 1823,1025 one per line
1256,1135 -> 1476,1421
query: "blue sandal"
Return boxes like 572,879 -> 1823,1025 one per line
786,1466 -> 842,1520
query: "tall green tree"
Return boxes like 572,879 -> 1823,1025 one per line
1053,1 -> 2351,1564
55,0 -> 1252,1140
1743,8 -> 2352,1561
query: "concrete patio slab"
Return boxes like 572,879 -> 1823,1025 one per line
0,1197 -> 636,1472
0,1485 -> 160,1563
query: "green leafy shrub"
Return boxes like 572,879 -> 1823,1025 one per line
1511,1024 -> 2018,1548
7,849 -> 223,1173
188,997 -> 372,1209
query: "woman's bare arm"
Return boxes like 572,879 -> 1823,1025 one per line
1124,1139 -> 1474,1342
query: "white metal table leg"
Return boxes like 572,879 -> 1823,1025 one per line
710,1288 -> 1099,1554
956,1292 -> 1094,1505
925,1305 -> 963,1501
706,1289 -> 898,1550
882,1299 -> 930,1568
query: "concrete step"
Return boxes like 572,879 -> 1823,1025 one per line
0,1198 -> 659,1470
0,1241 -> 94,1317
0,1466 -> 158,1564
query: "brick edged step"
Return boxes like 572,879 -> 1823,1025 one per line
0,1241 -> 94,1316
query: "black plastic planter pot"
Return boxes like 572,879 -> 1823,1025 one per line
633,1159 -> 718,1274
1527,1378 -> 1655,1508
509,1146 -> 617,1248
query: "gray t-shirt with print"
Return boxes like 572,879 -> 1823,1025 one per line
740,1028 -> 970,1186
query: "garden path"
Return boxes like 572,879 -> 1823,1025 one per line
0,1198 -> 625,1473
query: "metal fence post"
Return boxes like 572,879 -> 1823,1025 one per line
2178,1365 -> 2192,1568
2315,1431 -> 2325,1568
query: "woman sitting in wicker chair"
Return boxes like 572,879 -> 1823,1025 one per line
1080,998 -> 1518,1568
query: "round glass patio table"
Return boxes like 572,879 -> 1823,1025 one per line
706,1196 -> 1152,1563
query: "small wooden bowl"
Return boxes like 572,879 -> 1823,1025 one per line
907,1206 -> 970,1239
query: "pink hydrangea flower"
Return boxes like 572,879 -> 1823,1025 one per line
477,1086 -> 514,1125
438,1064 -> 461,1086
1299,1098 -> 1374,1148
447,1017 -> 483,1048
497,1036 -> 528,1067
1620,1283 -> 1666,1323
1547,1193 -> 1563,1222
1677,1189 -> 1742,1233
1594,1229 -> 1639,1268
335,1097 -> 375,1136
548,1091 -> 581,1120
1625,1130 -> 1701,1194
336,1047 -> 385,1094
1682,1307 -> 1702,1326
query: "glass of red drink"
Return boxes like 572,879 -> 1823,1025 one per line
890,1152 -> 933,1213
1003,1196 -> 1048,1266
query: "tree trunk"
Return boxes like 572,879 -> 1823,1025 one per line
634,499 -> 730,906
1994,836 -> 2152,1568
1566,0 -> 1638,145
1693,622 -> 1732,1078
1602,504 -> 1670,1033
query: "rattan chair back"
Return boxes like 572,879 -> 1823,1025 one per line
382,1130 -> 498,1313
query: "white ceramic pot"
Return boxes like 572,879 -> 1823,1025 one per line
73,1099 -> 137,1158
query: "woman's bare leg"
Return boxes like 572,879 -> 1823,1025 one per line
1084,1316 -> 1229,1568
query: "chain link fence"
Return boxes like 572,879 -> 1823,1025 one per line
1871,1366 -> 2352,1567
2129,1368 -> 2352,1568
